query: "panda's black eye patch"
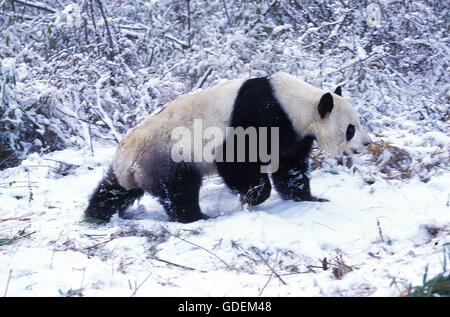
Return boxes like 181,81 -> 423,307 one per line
346,124 -> 356,141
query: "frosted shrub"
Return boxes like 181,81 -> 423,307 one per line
0,0 -> 447,176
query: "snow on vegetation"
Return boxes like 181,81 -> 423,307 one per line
0,0 -> 449,297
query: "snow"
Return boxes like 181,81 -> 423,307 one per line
1,141 -> 448,297
1,57 -> 16,83
54,4 -> 82,29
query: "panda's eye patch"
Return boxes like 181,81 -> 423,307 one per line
346,124 -> 356,141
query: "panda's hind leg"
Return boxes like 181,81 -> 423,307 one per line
85,168 -> 144,222
149,161 -> 208,223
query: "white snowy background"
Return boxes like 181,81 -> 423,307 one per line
0,0 -> 449,297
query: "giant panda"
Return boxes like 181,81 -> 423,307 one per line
85,72 -> 370,223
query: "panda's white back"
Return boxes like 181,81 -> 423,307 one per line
112,78 -> 246,189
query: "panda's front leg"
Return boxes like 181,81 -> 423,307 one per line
271,151 -> 328,203
216,161 -> 272,206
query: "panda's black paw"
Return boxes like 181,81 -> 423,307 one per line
169,212 -> 210,223
84,207 -> 112,223
295,195 -> 329,202
83,213 -> 110,224
201,214 -> 211,221
118,210 -> 135,220
309,196 -> 329,202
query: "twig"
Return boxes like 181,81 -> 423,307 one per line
222,0 -> 232,27
13,0 -> 56,13
261,269 -> 316,277
27,171 -> 33,203
306,265 -> 321,273
326,52 -> 379,76
22,164 -> 58,170
94,74 -> 121,142
117,25 -> 147,32
42,158 -> 81,167
242,184 -> 265,206
85,237 -> 115,251
376,218 -> 384,243
255,251 -> 287,285
160,226 -> 232,270
195,67 -> 213,89
313,221 -> 337,231
130,273 -> 151,297
79,268 -> 86,292
0,180 -> 39,185
152,256 -> 207,273
0,217 -> 31,222
148,47 -> 155,67
262,0 -> 276,16
3,270 -> 12,297
186,0 -> 191,47
322,257 -> 328,270
89,0 -> 97,32
258,272 -> 273,297
0,230 -> 36,246
53,107 -> 107,127
0,185 -> 38,189
291,0 -> 319,26
47,46 -> 74,62
19,231 -> 36,240
164,34 -> 189,48
94,0 -> 115,59
88,122 -> 94,156
0,151 -> 18,169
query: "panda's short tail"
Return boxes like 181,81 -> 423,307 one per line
84,167 -> 144,222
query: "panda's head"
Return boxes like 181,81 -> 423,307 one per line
312,87 -> 371,157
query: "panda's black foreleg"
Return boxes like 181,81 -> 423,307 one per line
271,146 -> 328,202
216,162 -> 272,206
85,168 -> 144,222
150,162 -> 208,223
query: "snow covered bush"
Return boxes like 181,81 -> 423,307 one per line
0,0 -> 448,175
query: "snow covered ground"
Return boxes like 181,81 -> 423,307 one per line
0,139 -> 449,297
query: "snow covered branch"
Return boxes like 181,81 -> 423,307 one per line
12,0 -> 56,14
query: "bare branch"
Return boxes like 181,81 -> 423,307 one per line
13,0 -> 56,14
164,34 -> 189,48
152,256 -> 208,273
254,250 -> 287,285
94,0 -> 115,59
160,226 -> 232,270
195,67 -> 213,90
222,0 -> 232,27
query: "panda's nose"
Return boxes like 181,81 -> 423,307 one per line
364,135 -> 372,147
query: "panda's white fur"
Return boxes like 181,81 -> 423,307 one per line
113,78 -> 246,190
113,72 -> 369,190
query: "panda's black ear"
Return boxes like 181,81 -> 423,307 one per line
334,86 -> 342,96
318,92 -> 334,119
